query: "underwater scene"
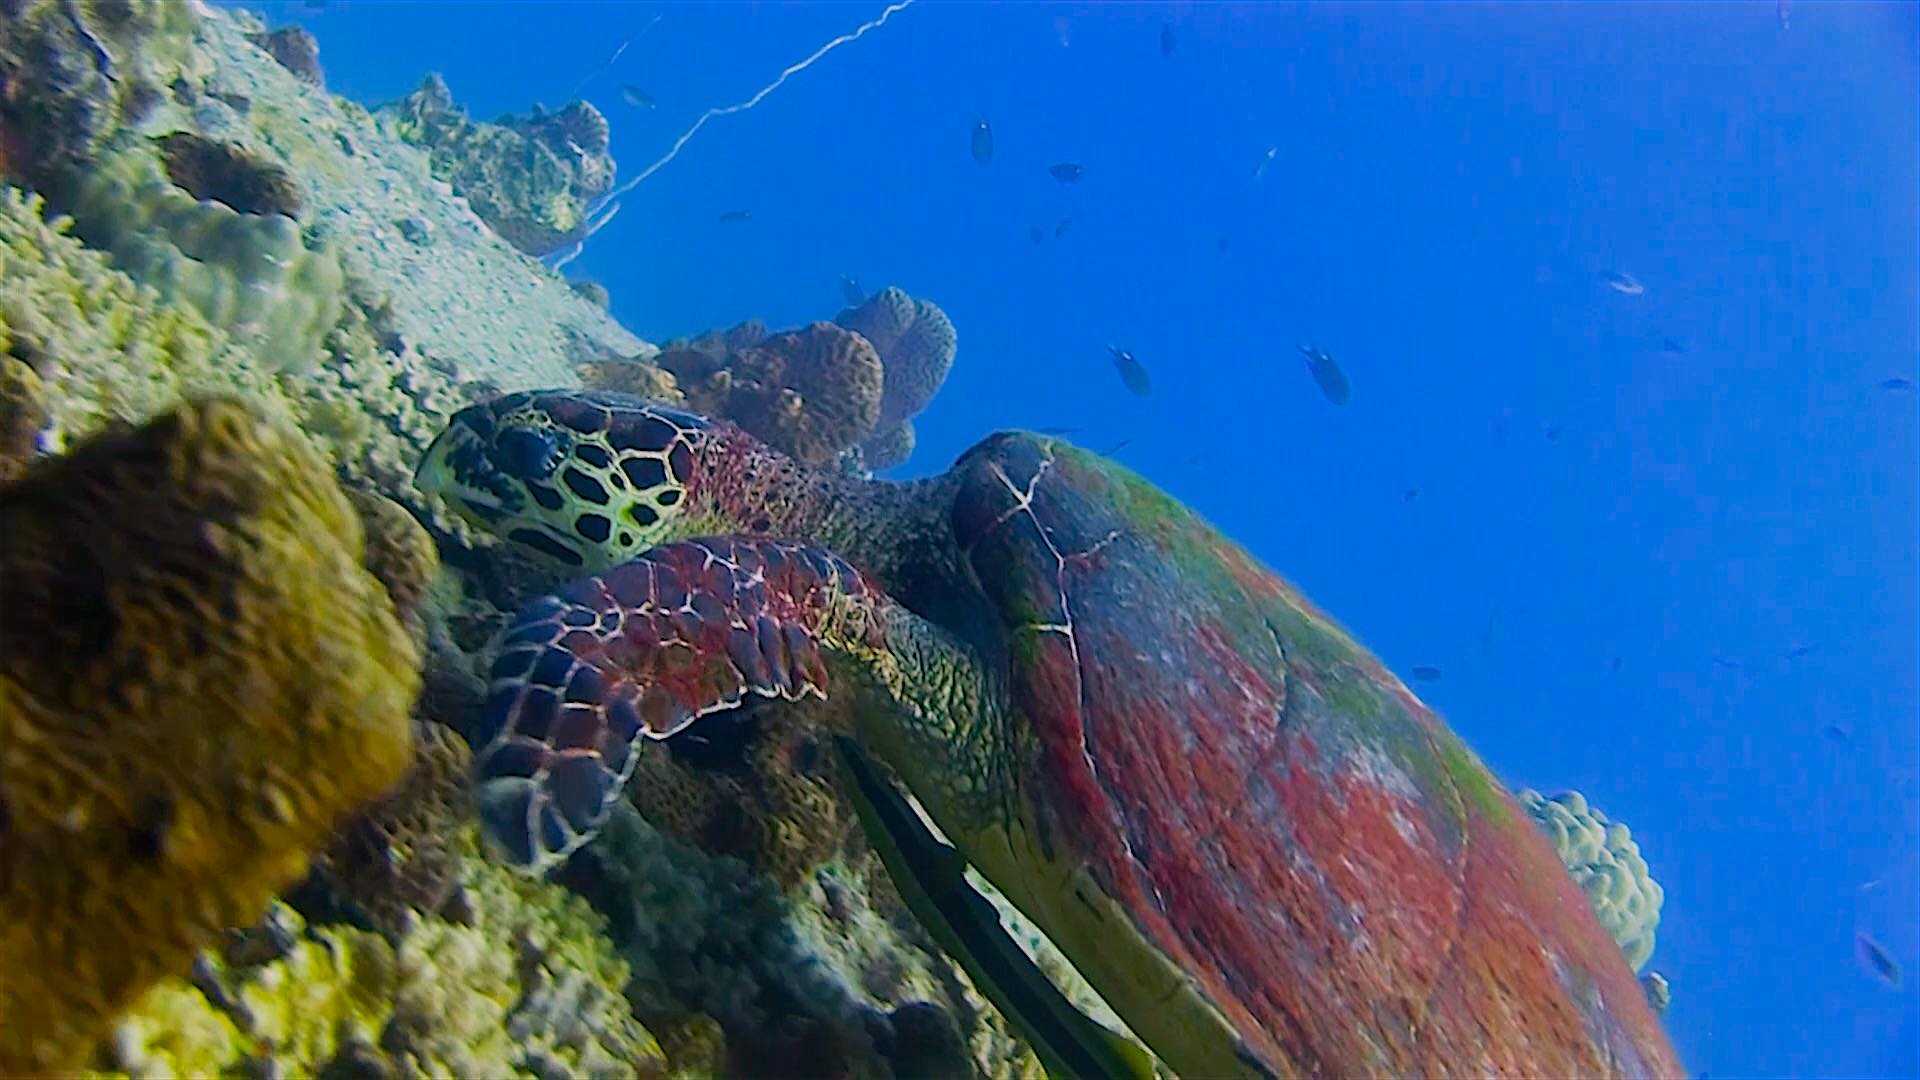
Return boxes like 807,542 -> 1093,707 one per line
0,1 -> 1912,1077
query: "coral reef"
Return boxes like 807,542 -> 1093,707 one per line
0,354 -> 48,482
833,285 -> 957,461
58,145 -> 346,375
246,24 -> 324,87
379,73 -> 616,257
309,719 -> 474,936
1518,788 -> 1665,972
99,837 -> 668,1079
345,486 -> 441,648
0,0 -> 207,188
561,802 -> 1043,1078
0,397 -> 420,1074
155,130 -> 304,217
635,319 -> 888,466
0,185 -> 273,447
858,416 -> 916,472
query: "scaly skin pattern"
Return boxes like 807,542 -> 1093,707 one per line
946,431 -> 1682,1078
470,536 -> 892,871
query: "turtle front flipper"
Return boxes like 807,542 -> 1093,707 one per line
469,535 -> 994,874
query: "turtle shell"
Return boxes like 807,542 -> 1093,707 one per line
948,432 -> 1680,1077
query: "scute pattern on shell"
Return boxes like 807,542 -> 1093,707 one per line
945,431 -> 1682,1078
470,537 -> 887,873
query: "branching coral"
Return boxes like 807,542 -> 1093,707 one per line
1517,788 -> 1665,972
0,397 -> 420,1074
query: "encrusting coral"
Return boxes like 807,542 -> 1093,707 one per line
0,397 -> 420,1075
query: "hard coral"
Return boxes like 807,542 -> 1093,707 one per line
0,0 -> 208,188
102,842 -> 668,1079
379,74 -> 616,257
643,320 -> 885,466
1518,788 -> 1665,972
59,146 -> 346,375
0,354 -> 48,482
0,397 -> 420,1074
726,322 -> 884,467
155,131 -> 305,218
246,25 -> 325,87
834,286 -> 957,436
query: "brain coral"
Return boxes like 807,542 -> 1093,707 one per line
1518,788 -> 1665,972
0,397 -> 421,1074
833,286 -> 957,434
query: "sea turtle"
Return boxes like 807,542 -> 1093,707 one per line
416,389 -> 1681,1078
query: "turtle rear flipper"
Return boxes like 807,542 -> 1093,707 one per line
833,735 -> 1156,1080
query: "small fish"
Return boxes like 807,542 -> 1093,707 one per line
1029,226 -> 1045,244
716,209 -> 752,224
1882,376 -> 1916,392
1159,22 -> 1175,57
1049,162 -> 1084,183
1054,216 -> 1072,240
1857,933 -> 1902,988
1410,665 -> 1443,683
1101,437 -> 1134,456
1108,345 -> 1152,396
1254,146 -> 1278,180
1297,343 -> 1351,405
1822,722 -> 1852,743
619,84 -> 656,110
1784,644 -> 1813,659
1711,655 -> 1743,670
1605,271 -> 1645,296
1216,236 -> 1230,252
840,274 -> 864,306
971,119 -> 993,165
1402,487 -> 1420,502
1661,337 -> 1686,354
1543,423 -> 1563,442
1609,656 -> 1624,673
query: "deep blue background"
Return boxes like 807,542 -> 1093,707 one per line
262,2 -> 1918,1074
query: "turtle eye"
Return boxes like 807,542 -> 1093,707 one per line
492,428 -> 568,480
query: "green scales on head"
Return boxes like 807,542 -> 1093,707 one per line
414,389 -> 707,570
417,389 -> 1684,1079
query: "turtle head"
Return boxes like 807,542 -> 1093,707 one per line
416,389 -> 721,572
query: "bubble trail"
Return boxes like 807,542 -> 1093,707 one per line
585,0 -> 915,228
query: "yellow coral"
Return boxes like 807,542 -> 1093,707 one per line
0,398 -> 421,1074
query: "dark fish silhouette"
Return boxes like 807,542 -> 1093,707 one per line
1609,656 -> 1624,673
1054,217 -> 1072,239
1410,666 -> 1443,683
1544,423 -> 1563,443
1107,345 -> 1151,396
1101,437 -> 1134,456
619,85 -> 656,110
1216,236 -> 1230,252
1822,723 -> 1852,743
716,209 -> 752,224
1049,162 -> 1084,183
1882,376 -> 1916,392
1857,933 -> 1901,987
1297,343 -> 1350,405
1029,226 -> 1045,244
1711,655 -> 1743,670
1662,337 -> 1686,354
971,119 -> 993,164
1402,488 -> 1420,502
1160,22 -> 1175,57
840,274 -> 864,306
1785,644 -> 1814,659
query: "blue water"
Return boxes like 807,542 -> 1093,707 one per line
279,2 -> 1917,1074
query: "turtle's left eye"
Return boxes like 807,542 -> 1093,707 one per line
492,428 -> 568,480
